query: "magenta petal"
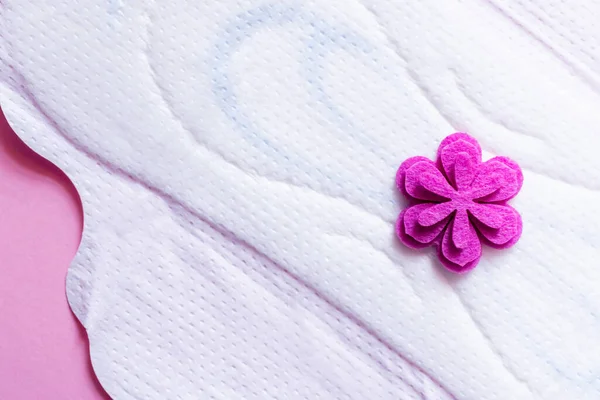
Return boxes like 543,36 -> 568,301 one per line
405,160 -> 455,201
417,201 -> 455,227
471,157 -> 523,202
396,210 -> 429,249
454,152 -> 475,191
438,246 -> 481,274
452,209 -> 472,249
470,204 -> 522,248
437,133 -> 481,159
396,156 -> 430,198
441,217 -> 482,267
397,204 -> 449,247
468,203 -> 504,228
437,133 -> 482,187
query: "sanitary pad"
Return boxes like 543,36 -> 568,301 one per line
2,1 -> 600,399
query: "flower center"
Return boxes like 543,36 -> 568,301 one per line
451,191 -> 474,211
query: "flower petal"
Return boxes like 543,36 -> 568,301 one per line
396,156 -> 429,196
437,133 -> 482,188
396,204 -> 449,248
437,132 -> 482,157
441,216 -> 482,267
468,203 -> 504,228
452,209 -> 472,249
417,201 -> 455,227
438,246 -> 481,274
404,160 -> 455,201
470,204 -> 522,248
454,152 -> 475,191
470,157 -> 523,202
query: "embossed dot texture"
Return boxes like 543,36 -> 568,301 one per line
2,1 -> 600,400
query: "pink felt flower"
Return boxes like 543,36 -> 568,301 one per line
396,133 -> 523,273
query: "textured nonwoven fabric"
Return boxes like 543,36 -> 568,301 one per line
2,1 -> 600,399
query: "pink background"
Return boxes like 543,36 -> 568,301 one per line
0,108 -> 109,399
